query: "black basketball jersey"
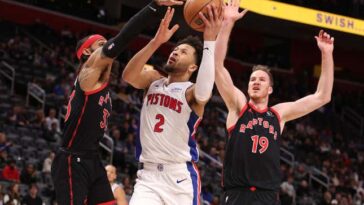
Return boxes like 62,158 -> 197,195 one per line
223,103 -> 282,191
61,80 -> 112,152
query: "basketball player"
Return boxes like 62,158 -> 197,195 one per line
122,5 -> 222,205
51,1 -> 185,205
105,165 -> 128,205
215,0 -> 334,204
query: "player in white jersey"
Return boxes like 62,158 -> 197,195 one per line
122,6 -> 222,205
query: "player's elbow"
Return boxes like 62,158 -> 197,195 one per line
121,74 -> 144,89
195,94 -> 211,104
316,94 -> 331,106
121,70 -> 133,84
322,96 -> 331,104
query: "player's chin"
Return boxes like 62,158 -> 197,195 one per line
249,93 -> 260,100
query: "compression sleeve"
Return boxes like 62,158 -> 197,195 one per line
102,1 -> 167,58
194,41 -> 216,102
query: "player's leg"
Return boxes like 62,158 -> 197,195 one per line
161,162 -> 200,205
51,154 -> 88,205
129,170 -> 164,205
87,160 -> 115,205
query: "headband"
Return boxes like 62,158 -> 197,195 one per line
76,34 -> 105,60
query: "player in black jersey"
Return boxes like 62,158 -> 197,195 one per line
214,0 -> 335,204
50,1 -> 184,205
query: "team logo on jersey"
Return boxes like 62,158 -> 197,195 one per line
266,111 -> 273,117
108,43 -> 115,50
99,92 -> 111,106
239,117 -> 278,140
171,87 -> 182,92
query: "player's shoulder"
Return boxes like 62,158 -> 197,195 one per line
150,77 -> 166,87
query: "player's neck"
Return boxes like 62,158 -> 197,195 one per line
249,98 -> 269,110
166,74 -> 189,85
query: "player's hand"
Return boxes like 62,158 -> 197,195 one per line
155,0 -> 185,6
199,4 -> 223,41
153,7 -> 179,45
223,0 -> 248,23
315,30 -> 334,53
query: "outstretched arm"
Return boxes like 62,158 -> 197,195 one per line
273,30 -> 334,124
101,0 -> 183,60
189,5 -> 223,106
122,7 -> 179,89
81,0 -> 184,81
215,0 -> 248,113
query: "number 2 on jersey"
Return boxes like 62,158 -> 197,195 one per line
154,114 -> 165,133
251,135 -> 269,154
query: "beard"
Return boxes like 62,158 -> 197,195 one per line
163,64 -> 176,74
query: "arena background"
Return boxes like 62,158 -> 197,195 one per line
0,0 -> 363,204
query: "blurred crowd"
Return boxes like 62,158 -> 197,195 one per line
0,19 -> 363,205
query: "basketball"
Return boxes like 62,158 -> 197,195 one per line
183,0 -> 223,32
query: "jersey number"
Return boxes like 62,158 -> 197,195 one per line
64,90 -> 76,122
154,114 -> 165,133
251,135 -> 269,154
100,109 -> 110,130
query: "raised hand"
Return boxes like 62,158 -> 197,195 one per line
315,30 -> 334,53
223,0 -> 248,23
153,7 -> 180,45
199,4 -> 223,41
155,0 -> 185,6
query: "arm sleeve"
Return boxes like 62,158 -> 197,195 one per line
102,1 -> 167,58
194,41 -> 216,102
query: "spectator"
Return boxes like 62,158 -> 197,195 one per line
21,184 -> 43,205
44,122 -> 61,142
3,183 -> 21,205
280,175 -> 295,205
0,149 -> 8,169
45,108 -> 60,132
6,105 -> 28,126
112,129 -> 126,168
42,151 -> 55,173
0,184 -> 4,205
201,184 -> 213,205
2,159 -> 20,182
29,109 -> 46,129
105,165 -> 128,205
0,132 -> 12,153
20,164 -> 38,185
319,191 -> 332,205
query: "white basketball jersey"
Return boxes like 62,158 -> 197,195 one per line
137,78 -> 201,164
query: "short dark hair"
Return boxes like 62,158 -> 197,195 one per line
252,65 -> 274,86
76,35 -> 92,63
175,36 -> 203,66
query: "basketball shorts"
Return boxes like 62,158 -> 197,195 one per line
51,148 -> 115,205
129,162 -> 201,205
223,187 -> 280,205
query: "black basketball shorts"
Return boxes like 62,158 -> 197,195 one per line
51,149 -> 115,205
223,187 -> 280,205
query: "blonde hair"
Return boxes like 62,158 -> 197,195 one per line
252,65 -> 274,86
